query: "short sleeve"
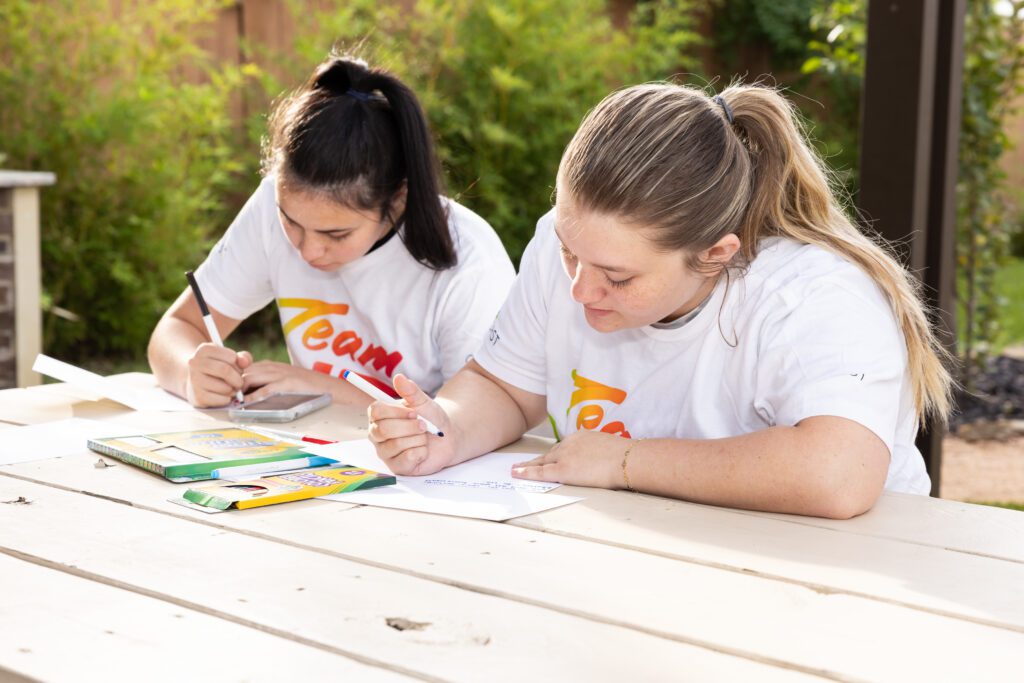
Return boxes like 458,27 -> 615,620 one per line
432,261 -> 515,382
753,279 -> 908,455
471,212 -> 557,395
194,177 -> 277,320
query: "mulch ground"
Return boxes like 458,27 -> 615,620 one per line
950,355 -> 1024,430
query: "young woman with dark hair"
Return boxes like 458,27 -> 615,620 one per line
148,56 -> 514,408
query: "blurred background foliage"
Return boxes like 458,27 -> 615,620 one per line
1,0 -> 1022,377
0,0 -> 253,364
272,0 -> 701,264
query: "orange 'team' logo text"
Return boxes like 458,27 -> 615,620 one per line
567,369 -> 632,438
279,298 -> 403,395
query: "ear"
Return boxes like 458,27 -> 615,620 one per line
385,182 -> 408,223
697,233 -> 741,274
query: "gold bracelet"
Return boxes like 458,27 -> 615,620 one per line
622,438 -> 642,492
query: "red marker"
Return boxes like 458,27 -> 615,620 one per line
243,425 -> 337,445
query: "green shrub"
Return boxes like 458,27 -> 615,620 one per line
972,501 -> 1024,511
707,2 -> 861,195
713,0 -> 818,72
955,1 -> 1024,370
1012,216 -> 1024,259
263,0 -> 700,263
0,0 -> 254,360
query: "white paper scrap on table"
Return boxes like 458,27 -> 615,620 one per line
307,439 -> 581,521
0,418 -> 147,466
32,354 -> 195,412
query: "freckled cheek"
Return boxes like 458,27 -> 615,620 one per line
617,283 -> 661,316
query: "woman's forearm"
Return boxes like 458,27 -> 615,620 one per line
437,362 -> 546,465
148,315 -> 208,398
625,416 -> 890,519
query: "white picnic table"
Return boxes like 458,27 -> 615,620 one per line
1,374 -> 1022,682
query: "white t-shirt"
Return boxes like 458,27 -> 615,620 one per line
196,175 -> 516,397
474,209 -> 929,494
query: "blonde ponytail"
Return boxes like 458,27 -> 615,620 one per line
558,82 -> 954,423
723,84 -> 953,422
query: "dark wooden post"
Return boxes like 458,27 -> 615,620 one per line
858,0 -> 966,496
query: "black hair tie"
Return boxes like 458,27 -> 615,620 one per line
346,88 -> 373,102
713,95 -> 734,125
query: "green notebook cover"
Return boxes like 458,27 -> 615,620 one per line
87,427 -> 311,482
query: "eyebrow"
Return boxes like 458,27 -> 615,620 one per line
554,225 -> 631,274
277,204 -> 354,234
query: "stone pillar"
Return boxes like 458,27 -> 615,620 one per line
0,171 -> 56,388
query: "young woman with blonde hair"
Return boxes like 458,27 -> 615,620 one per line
367,82 -> 953,519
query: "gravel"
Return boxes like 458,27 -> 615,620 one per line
951,355 -> 1024,430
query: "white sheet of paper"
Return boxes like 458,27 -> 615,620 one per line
32,354 -> 194,411
297,439 -> 386,468
326,483 -> 581,522
424,452 -> 561,494
118,384 -> 196,412
0,418 -> 147,465
303,439 -> 560,493
308,439 -> 579,521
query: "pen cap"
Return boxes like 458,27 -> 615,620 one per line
185,270 -> 211,316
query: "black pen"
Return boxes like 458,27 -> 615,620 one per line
186,270 -> 244,406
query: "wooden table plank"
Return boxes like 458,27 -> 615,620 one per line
4,382 -> 1023,680
0,478 -> 817,683
0,553 -> 410,682
6,382 -> 1021,563
505,488 -> 1024,623
6,434 -> 1024,632
526,485 -> 1024,566
0,387 -> 133,426
743,492 -> 1024,561
3,456 -> 1023,681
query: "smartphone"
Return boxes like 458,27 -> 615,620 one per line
227,392 -> 331,423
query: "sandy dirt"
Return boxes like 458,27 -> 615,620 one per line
940,435 -> 1024,503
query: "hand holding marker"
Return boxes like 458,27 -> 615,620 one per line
342,370 -> 445,437
185,270 -> 245,406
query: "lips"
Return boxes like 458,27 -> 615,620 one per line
584,306 -> 613,317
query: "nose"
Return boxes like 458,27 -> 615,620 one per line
298,233 -> 324,262
569,265 -> 603,305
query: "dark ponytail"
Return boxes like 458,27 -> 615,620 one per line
265,56 -> 455,270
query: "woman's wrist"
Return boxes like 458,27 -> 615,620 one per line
620,438 -> 643,491
436,399 -> 463,466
